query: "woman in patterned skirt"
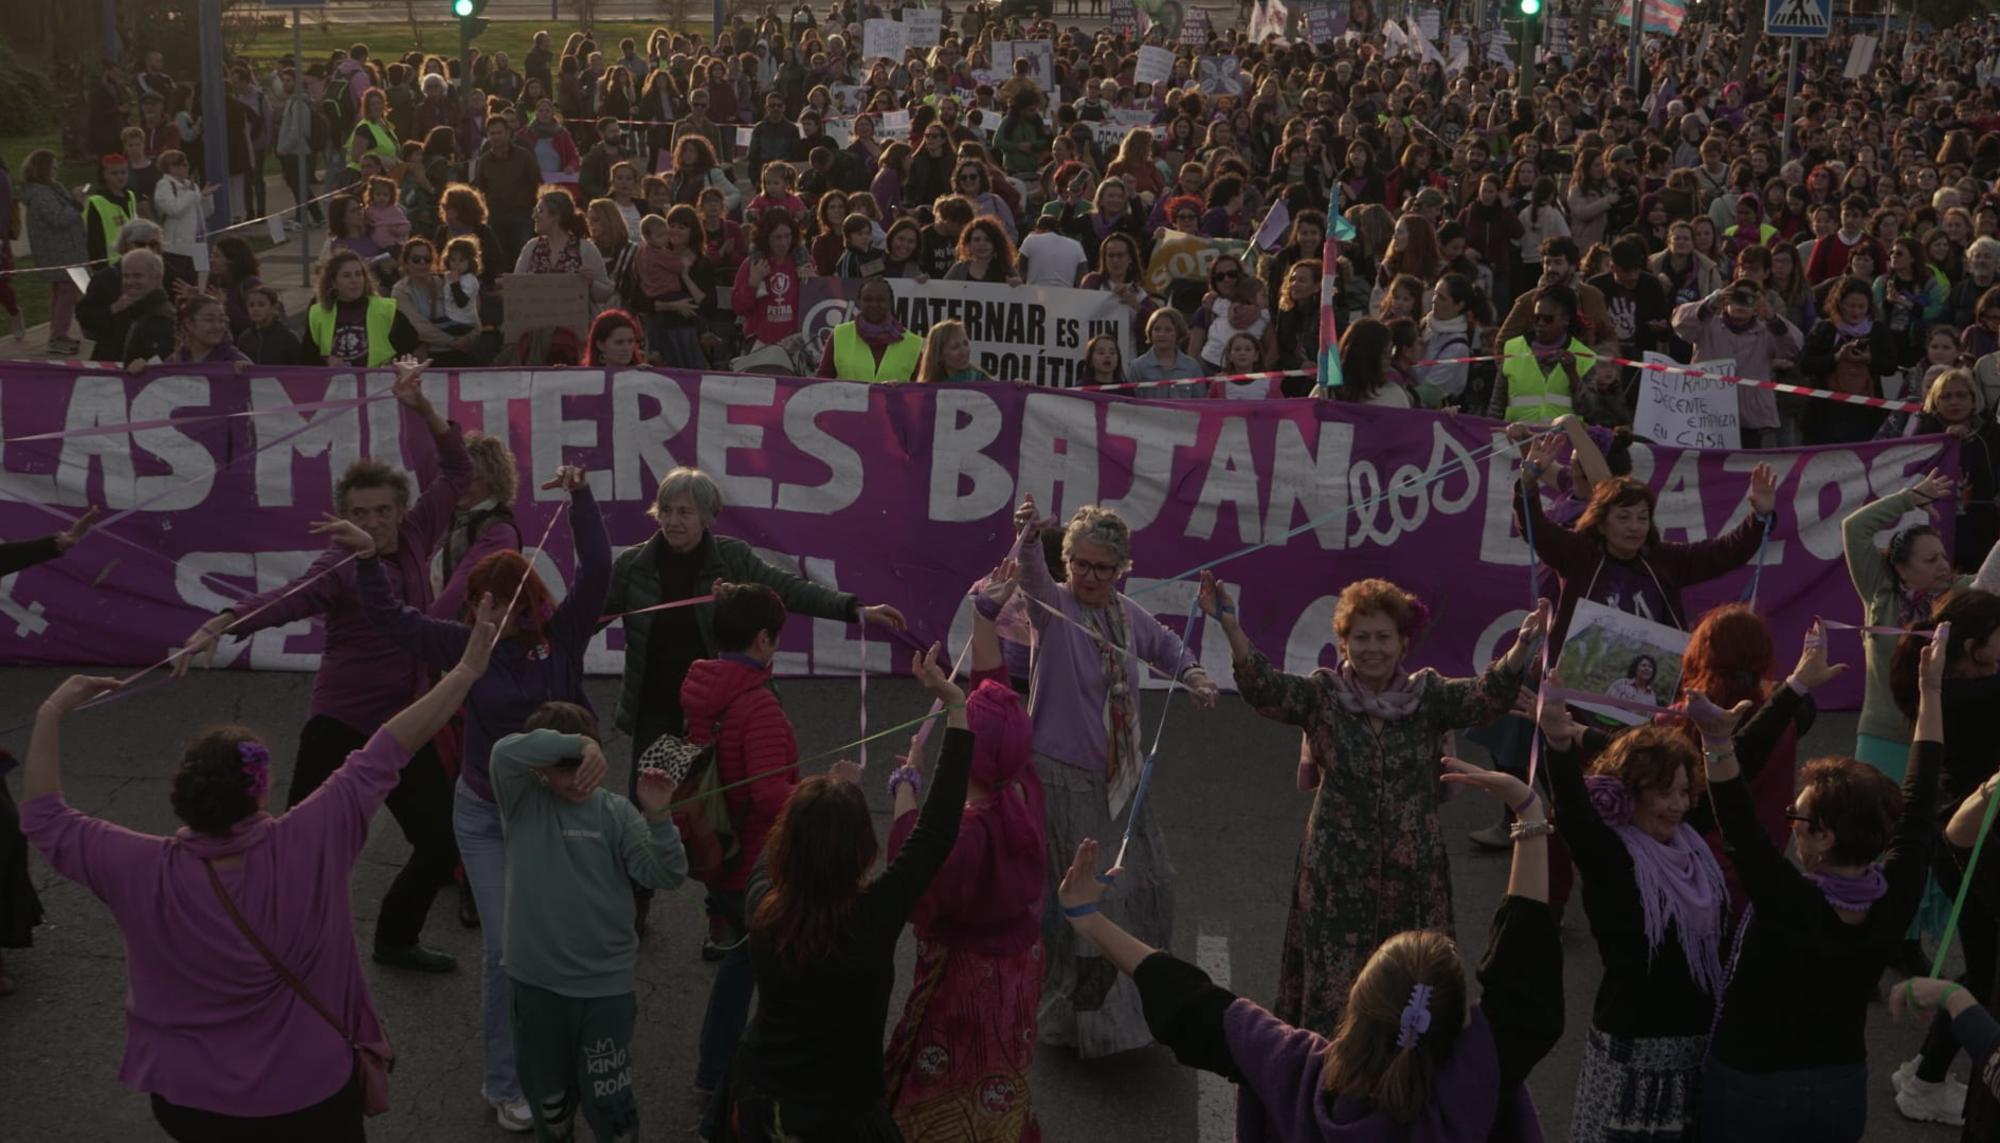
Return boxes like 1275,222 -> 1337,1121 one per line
1013,495 -> 1219,1059
1199,572 -> 1544,1037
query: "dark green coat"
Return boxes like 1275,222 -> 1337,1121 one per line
601,529 -> 857,732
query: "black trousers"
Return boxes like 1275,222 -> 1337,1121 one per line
152,1064 -> 363,1142
287,715 -> 458,951
1918,844 -> 1999,1081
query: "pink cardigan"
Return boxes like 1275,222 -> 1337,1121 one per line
20,731 -> 411,1116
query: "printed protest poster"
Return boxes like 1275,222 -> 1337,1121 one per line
904,6 -> 942,44
1143,229 -> 1252,296
1135,45 -> 1176,86
1636,354 -> 1742,449
880,108 -> 912,135
1416,4 -> 1441,39
1181,6 -> 1213,45
802,277 -> 1134,386
990,40 -> 1053,88
863,18 -> 907,62
1555,600 -> 1691,726
1198,56 -> 1244,95
1110,0 -> 1140,34
498,273 -> 591,345
1306,4 -> 1350,42
829,84 -> 868,115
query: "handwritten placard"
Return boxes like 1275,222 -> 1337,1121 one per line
1135,45 -> 1176,86
1637,353 -> 1742,449
499,272 -> 593,345
863,18 -> 908,63
904,7 -> 942,45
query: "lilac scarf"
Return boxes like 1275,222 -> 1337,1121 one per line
855,314 -> 908,346
1298,665 -> 1433,791
1585,775 -> 1729,997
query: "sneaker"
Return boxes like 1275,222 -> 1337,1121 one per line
371,943 -> 457,973
492,1096 -> 533,1133
1895,1071 -> 1968,1126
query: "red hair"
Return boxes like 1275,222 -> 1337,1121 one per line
583,308 -> 647,366
463,551 -> 555,647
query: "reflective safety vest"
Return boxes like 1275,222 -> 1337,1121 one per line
307,296 -> 399,366
85,191 -> 139,264
832,321 -> 922,382
347,119 -> 399,171
1501,335 -> 1593,422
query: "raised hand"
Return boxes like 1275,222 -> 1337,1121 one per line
462,591 -> 501,674
858,603 -> 907,630
979,556 -> 1022,607
1197,569 -> 1237,620
1534,684 -> 1585,750
1523,430 -> 1563,474
1747,461 -> 1777,516
1682,689 -> 1753,743
1057,838 -> 1125,916
561,739 -> 607,802
173,614 -> 234,678
541,464 -> 588,492
912,642 -> 966,707
1911,469 -> 1955,505
1789,619 -> 1849,692
42,675 -> 123,716
1507,599 -> 1552,664
1920,621 -> 1952,698
636,766 -> 679,815
54,505 -> 103,552
829,758 -> 864,784
1439,756 -> 1534,808
390,356 -> 432,407
309,513 -> 377,557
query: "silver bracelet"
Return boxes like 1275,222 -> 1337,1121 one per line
1509,818 -> 1555,841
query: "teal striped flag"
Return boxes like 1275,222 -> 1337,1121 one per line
1316,185 -> 1357,392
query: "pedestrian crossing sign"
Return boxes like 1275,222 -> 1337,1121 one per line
1765,0 -> 1830,37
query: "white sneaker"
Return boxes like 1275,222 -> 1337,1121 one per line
1895,1070 -> 1968,1126
492,1096 -> 534,1133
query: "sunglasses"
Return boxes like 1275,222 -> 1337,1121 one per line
407,254 -> 432,264
1215,270 -> 1242,281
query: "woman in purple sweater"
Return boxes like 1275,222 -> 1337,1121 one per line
1052,754 -> 1563,1142
324,463 -> 609,1135
19,597 -> 500,1141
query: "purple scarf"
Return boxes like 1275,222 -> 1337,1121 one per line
1811,864 -> 1889,912
855,314 -> 908,346
1834,314 -> 1874,338
1585,775 -> 1729,997
1091,207 -> 1124,238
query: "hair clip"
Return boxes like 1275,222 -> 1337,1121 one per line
1397,983 -> 1434,1049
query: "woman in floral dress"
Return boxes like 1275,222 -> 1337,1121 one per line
1199,571 -> 1547,1036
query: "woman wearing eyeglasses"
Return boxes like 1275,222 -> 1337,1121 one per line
905,124 -> 957,211
1009,496 -> 1219,1059
947,160 -> 1016,242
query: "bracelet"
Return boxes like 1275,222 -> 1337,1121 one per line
1511,788 -> 1538,815
886,766 -> 923,801
971,592 -> 1003,622
1217,603 -> 1237,615
1509,818 -> 1555,841
1062,902 -> 1100,918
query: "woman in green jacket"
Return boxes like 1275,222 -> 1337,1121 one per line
992,90 -> 1053,182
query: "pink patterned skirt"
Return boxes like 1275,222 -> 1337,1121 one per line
885,937 -> 1045,1142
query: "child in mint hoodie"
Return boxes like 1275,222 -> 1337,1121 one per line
492,701 -> 689,1142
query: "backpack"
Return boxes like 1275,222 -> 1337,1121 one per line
639,692 -> 748,885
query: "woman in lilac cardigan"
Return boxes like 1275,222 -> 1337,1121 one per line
19,598 -> 499,1140
1012,494 -> 1219,1060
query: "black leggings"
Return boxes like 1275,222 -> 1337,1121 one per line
1918,844 -> 1999,1082
288,715 -> 459,951
152,1065 -> 362,1142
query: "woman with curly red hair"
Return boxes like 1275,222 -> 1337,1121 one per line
583,307 -> 647,367
1199,573 -> 1548,1037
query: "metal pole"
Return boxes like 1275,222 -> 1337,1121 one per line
295,11 -> 309,288
198,0 -> 232,233
1781,35 -> 1799,157
1518,12 -> 1537,92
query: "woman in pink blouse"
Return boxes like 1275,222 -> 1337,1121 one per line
19,598 -> 501,1141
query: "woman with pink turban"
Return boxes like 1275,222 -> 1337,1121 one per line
883,559 -> 1048,1141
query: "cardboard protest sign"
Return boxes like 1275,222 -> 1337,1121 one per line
904,7 -> 942,44
1135,45 -> 1176,86
498,273 -> 592,345
1636,353 -> 1743,449
863,18 -> 907,62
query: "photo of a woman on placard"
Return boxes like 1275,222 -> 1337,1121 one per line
1605,655 -> 1660,705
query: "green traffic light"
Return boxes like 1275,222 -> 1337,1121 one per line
1520,0 -> 1540,12
453,0 -> 475,15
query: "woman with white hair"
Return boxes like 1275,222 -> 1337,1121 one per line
1012,494 -> 1220,1059
598,466 -> 907,933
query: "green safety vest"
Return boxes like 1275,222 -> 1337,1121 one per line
347,119 -> 400,171
307,296 -> 399,366
1501,334 -> 1593,423
84,191 -> 139,264
832,322 -> 923,382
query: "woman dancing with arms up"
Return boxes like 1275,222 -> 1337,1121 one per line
1051,753 -> 1563,1141
1198,570 -> 1548,1036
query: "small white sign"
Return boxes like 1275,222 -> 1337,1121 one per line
1636,353 -> 1742,450
863,18 -> 908,63
1135,45 -> 1176,86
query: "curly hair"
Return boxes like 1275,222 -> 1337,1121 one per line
1333,578 -> 1428,640
334,458 -> 413,514
1062,505 -> 1132,570
1589,724 -> 1704,802
170,726 -> 266,836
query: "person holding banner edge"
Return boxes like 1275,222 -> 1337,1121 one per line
816,277 -> 926,381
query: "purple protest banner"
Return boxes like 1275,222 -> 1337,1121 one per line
0,363 -> 1955,711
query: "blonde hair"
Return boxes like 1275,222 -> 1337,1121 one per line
1320,930 -> 1468,1123
916,319 -> 976,382
586,197 -> 629,248
464,432 -> 519,507
1925,367 -> 1985,419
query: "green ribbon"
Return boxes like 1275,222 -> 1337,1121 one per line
1930,781 -> 2000,979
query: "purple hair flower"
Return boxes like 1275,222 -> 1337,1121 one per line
238,740 -> 272,802
1585,774 -> 1633,826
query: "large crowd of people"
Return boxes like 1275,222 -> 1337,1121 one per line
11,2 -> 2000,1142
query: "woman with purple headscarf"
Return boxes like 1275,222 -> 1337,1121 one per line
1535,691 -> 1729,1140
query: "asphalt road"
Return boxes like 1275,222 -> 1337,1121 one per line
0,666 -> 1967,1142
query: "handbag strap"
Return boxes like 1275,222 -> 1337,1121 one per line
201,859 -> 357,1050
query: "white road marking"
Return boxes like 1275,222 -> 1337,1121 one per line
1196,929 -> 1234,1143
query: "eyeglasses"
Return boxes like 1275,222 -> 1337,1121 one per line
1215,270 -> 1241,281
958,173 -> 980,182
1783,805 -> 1816,827
1067,557 -> 1122,579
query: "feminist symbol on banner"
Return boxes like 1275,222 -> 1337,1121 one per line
0,578 -> 49,638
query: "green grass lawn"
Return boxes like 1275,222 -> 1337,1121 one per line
226,18 -> 715,68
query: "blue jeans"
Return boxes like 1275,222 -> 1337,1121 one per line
695,887 -> 754,1107
454,781 -> 521,1105
1700,1057 -> 1866,1143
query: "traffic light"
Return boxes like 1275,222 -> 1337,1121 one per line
1519,0 -> 1540,14
455,0 -> 489,41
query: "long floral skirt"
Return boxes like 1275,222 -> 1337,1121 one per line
1034,753 -> 1175,1059
885,938 -> 1044,1142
